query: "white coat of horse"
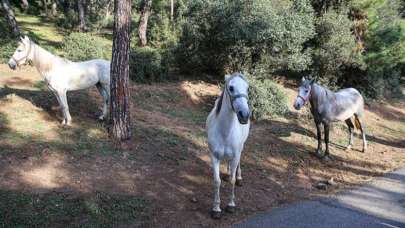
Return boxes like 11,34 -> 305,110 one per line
8,36 -> 110,126
206,72 -> 250,219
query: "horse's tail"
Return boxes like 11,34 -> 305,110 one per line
354,115 -> 361,130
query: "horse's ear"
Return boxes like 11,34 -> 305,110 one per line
301,77 -> 306,82
225,74 -> 231,81
310,79 -> 315,85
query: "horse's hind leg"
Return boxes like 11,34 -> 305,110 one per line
355,114 -> 367,152
96,83 -> 109,120
211,155 -> 222,219
345,118 -> 354,150
57,90 -> 72,126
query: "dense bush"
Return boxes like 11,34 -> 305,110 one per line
0,18 -> 17,63
176,0 -> 315,76
361,0 -> 404,98
248,76 -> 288,120
129,47 -> 170,83
62,33 -> 110,61
312,8 -> 364,88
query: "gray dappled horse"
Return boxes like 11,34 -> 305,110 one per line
294,77 -> 367,160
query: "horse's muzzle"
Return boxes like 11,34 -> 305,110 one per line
237,110 -> 250,125
8,61 -> 16,70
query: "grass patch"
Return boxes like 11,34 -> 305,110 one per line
0,190 -> 148,227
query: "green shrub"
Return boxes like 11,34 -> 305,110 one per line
361,0 -> 405,98
248,76 -> 288,120
62,33 -> 110,61
0,18 -> 17,63
312,8 -> 364,89
129,47 -> 170,83
176,0 -> 315,76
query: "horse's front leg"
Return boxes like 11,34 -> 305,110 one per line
57,90 -> 72,126
211,155 -> 222,219
236,162 -> 242,186
315,122 -> 323,157
226,155 -> 240,214
324,123 -> 332,160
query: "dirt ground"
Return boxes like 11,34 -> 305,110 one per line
0,64 -> 404,227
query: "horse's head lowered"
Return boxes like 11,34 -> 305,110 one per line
294,77 -> 314,110
224,73 -> 250,124
8,36 -> 33,70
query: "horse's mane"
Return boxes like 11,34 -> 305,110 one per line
312,83 -> 337,103
215,90 -> 224,115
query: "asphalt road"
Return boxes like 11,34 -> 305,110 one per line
233,167 -> 405,228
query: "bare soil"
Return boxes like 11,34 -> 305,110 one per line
0,64 -> 404,227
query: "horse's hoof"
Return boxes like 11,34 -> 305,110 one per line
323,155 -> 334,162
315,150 -> 324,158
221,174 -> 230,182
211,210 -> 221,219
235,179 -> 242,187
225,205 -> 236,214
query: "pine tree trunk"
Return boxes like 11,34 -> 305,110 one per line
21,0 -> 29,12
1,0 -> 20,36
170,0 -> 174,21
109,0 -> 131,141
137,0 -> 152,47
51,0 -> 57,17
78,0 -> 87,31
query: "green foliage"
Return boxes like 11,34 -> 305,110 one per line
0,18 -> 17,63
248,75 -> 288,120
129,47 -> 170,83
312,8 -> 363,88
176,0 -> 315,76
62,32 -> 110,61
361,0 -> 404,98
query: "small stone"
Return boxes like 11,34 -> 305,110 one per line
315,182 -> 327,190
327,177 -> 337,186
191,197 -> 198,203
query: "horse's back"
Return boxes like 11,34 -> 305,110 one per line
333,87 -> 364,119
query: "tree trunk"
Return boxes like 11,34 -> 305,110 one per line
137,0 -> 152,47
1,0 -> 20,36
51,0 -> 57,17
109,0 -> 131,141
170,0 -> 174,21
42,0 -> 48,16
78,0 -> 87,31
21,0 -> 29,12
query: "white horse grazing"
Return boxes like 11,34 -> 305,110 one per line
8,36 -> 110,126
206,72 -> 250,219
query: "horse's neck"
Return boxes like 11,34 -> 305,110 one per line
216,92 -> 238,135
31,43 -> 59,76
310,83 -> 335,109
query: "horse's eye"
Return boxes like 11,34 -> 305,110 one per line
305,90 -> 309,93
17,49 -> 22,52
229,86 -> 234,92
